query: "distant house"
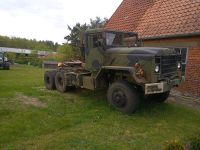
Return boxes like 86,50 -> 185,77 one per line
106,0 -> 200,96
0,47 -> 31,55
0,47 -> 56,57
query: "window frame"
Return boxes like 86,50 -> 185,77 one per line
173,47 -> 189,75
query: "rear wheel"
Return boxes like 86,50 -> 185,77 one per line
44,71 -> 56,90
55,71 -> 67,92
3,66 -> 9,70
107,81 -> 140,114
3,63 -> 10,70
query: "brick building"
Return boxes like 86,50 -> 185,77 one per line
106,0 -> 200,96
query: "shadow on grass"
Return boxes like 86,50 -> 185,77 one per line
70,88 -> 176,117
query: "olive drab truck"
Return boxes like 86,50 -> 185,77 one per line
0,52 -> 10,70
44,29 -> 184,114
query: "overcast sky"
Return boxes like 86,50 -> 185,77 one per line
0,0 -> 123,44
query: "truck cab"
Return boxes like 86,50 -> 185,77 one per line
83,29 -> 183,90
44,29 -> 184,114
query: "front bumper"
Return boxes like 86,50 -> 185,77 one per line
145,78 -> 182,95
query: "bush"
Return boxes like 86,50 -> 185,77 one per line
56,44 -> 76,61
29,58 -> 43,67
164,140 -> 185,150
43,53 -> 57,61
15,54 -> 29,64
28,53 -> 43,67
188,133 -> 200,150
5,52 -> 43,67
5,52 -> 16,64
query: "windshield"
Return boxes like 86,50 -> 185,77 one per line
0,53 -> 3,58
106,32 -> 137,48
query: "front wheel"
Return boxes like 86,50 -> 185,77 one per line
107,81 -> 140,114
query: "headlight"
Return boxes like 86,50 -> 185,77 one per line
177,62 -> 181,69
155,65 -> 159,73
58,62 -> 64,67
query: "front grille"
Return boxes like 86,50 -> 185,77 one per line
156,55 -> 179,78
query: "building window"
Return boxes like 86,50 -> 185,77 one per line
174,48 -> 188,74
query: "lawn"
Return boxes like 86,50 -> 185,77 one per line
0,65 -> 199,149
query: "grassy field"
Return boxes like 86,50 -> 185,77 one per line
0,65 -> 199,149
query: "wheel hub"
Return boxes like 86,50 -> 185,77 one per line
112,89 -> 127,107
58,77 -> 63,86
46,76 -> 50,84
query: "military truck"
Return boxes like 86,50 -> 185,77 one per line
44,28 -> 183,114
0,52 -> 10,70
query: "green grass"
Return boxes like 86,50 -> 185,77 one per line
0,65 -> 199,150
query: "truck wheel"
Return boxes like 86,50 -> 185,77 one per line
55,72 -> 66,93
3,66 -> 10,70
44,71 -> 56,90
148,91 -> 170,103
3,63 -> 10,70
107,81 -> 139,114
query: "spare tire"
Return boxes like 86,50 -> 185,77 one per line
44,71 -> 56,90
55,71 -> 67,93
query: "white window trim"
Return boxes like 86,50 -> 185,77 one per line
173,47 -> 189,75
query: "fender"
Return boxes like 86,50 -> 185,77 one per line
95,66 -> 146,85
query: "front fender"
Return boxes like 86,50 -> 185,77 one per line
97,66 -> 147,85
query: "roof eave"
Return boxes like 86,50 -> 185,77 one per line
141,32 -> 200,40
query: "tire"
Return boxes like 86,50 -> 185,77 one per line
44,71 -> 56,90
147,91 -> 170,103
55,71 -> 67,93
3,66 -> 9,70
107,81 -> 140,114
3,63 -> 10,70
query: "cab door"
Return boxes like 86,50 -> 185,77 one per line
85,33 -> 104,73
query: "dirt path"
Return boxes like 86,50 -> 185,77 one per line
16,93 -> 47,108
167,90 -> 200,111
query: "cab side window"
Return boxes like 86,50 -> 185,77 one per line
93,36 -> 98,48
88,33 -> 102,48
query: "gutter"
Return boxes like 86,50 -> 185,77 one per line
141,32 -> 200,40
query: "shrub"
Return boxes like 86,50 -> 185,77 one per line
15,54 -> 29,64
56,44 -> 76,61
43,53 -> 57,61
5,52 -> 16,64
5,52 -> 43,67
188,133 -> 200,150
164,140 -> 185,150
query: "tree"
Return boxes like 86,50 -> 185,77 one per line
56,44 -> 76,61
64,23 -> 88,45
0,35 -> 59,51
65,17 -> 108,45
90,17 -> 108,29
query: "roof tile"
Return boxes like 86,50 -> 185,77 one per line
106,0 -> 200,38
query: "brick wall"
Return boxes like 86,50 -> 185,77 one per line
180,44 -> 200,96
143,36 -> 200,96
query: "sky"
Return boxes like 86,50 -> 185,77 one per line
0,0 -> 123,44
